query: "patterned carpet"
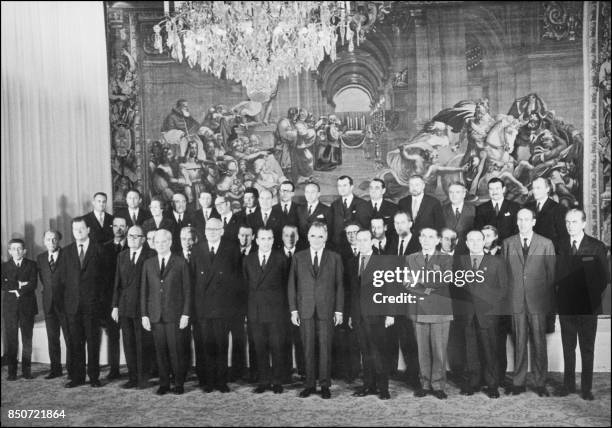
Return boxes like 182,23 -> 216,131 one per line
1,364 -> 610,427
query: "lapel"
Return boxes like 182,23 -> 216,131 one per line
306,250 -> 316,278
80,242 -> 95,270
412,195 -> 423,220
161,254 -> 174,280
256,252 -> 274,288
497,199 -> 508,219
527,234 -> 539,259
513,235 -> 525,265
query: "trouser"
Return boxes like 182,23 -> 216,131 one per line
45,304 -> 71,376
142,328 -> 158,377
301,316 -> 334,389
415,321 -> 450,391
332,323 -> 361,380
559,315 -> 598,393
67,310 -> 101,383
283,322 -> 305,378
152,321 -> 185,388
251,320 -> 285,386
230,316 -> 257,379
387,315 -> 420,383
465,315 -> 499,389
447,318 -> 467,376
512,312 -> 547,387
200,318 -> 231,387
120,316 -> 144,384
100,312 -> 121,374
356,316 -> 389,392
182,318 -> 193,375
4,309 -> 34,376
497,315 -> 512,383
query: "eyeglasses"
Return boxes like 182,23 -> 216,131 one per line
127,234 -> 144,239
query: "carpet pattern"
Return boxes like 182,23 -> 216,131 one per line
1,365 -> 610,426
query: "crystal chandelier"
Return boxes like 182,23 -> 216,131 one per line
153,1 -> 372,102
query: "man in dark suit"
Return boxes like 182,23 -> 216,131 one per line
272,180 -> 301,231
503,208 -> 556,397
141,229 -> 191,395
179,227 -> 197,378
525,177 -> 567,251
83,192 -> 114,244
37,230 -> 71,379
59,217 -> 105,388
215,195 -> 241,244
385,211 -> 420,385
191,218 -> 242,393
442,182 -> 475,255
2,239 -> 38,380
111,225 -> 154,389
288,221 -> 344,399
243,227 -> 288,394
555,209 -> 609,401
114,189 -> 152,228
398,175 -> 444,235
142,196 -> 174,236
165,192 -> 194,252
100,216 -> 128,380
192,190 -> 220,242
239,187 -> 260,222
330,176 -> 369,249
456,230 -> 508,398
349,230 -> 395,400
297,182 -> 331,244
363,178 -> 398,235
370,217 -> 389,254
247,189 -> 282,247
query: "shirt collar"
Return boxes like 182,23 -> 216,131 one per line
281,201 -> 292,209
158,252 -> 171,262
519,232 -> 534,242
308,201 -> 319,211
241,245 -> 252,254
209,240 -> 221,250
77,238 -> 90,253
130,207 -> 139,216
422,249 -> 436,257
261,209 -> 272,217
451,202 -> 464,212
342,194 -> 354,206
310,247 -> 323,258
470,252 -> 485,256
570,232 -> 585,247
174,211 -> 184,221
284,246 -> 295,254
371,198 -> 383,207
259,249 -> 272,258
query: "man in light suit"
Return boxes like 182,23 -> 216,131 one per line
503,208 -> 555,396
288,222 -> 344,399
140,229 -> 191,395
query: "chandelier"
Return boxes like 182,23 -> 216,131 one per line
153,1 -> 383,102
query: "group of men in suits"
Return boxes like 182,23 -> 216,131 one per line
2,174 -> 608,403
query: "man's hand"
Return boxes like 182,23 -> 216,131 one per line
179,315 -> 189,329
348,317 -> 353,330
141,316 -> 151,331
385,316 -> 395,328
334,312 -> 343,326
111,308 -> 119,323
9,290 -> 20,298
291,311 -> 300,327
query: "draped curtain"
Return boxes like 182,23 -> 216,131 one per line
1,1 -> 112,259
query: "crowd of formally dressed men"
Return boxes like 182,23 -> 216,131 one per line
2,175 -> 609,402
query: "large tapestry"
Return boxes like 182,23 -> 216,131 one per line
105,1 -> 607,242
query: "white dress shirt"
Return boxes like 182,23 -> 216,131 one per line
412,193 -> 424,216
310,248 -> 323,266
258,249 -> 272,266
131,247 -> 143,263
519,232 -> 534,247
342,194 -> 354,208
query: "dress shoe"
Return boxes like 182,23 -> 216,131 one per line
484,387 -> 500,399
353,387 -> 377,397
121,380 -> 138,389
534,386 -> 550,397
65,380 -> 85,388
581,391 -> 594,401
320,386 -> 331,399
7,373 -> 17,381
556,385 -> 576,397
138,381 -> 149,389
22,373 -> 33,380
299,387 -> 316,398
253,384 -> 269,394
272,384 -> 283,394
172,386 -> 184,395
378,390 -> 391,400
203,385 -> 214,393
512,385 -> 526,395
45,372 -> 62,380
432,390 -> 447,400
217,384 -> 230,393
414,388 -> 429,398
156,386 -> 170,395
106,371 -> 121,381
460,386 -> 475,396
90,379 -> 102,388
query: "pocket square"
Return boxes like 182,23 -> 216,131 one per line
504,212 -> 510,216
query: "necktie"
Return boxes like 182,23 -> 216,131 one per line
379,242 -> 383,253
359,255 -> 366,277
571,240 -> 578,255
116,243 -> 122,253
132,212 -> 137,225
160,257 -> 165,276
313,252 -> 319,276
131,251 -> 136,265
373,202 -> 378,213
287,251 -> 292,259
223,217 -> 228,227
78,244 -> 85,266
284,204 -> 289,215
263,212 -> 268,225
178,214 -> 183,226
472,257 -> 479,270
412,199 -> 418,217
308,205 -> 312,215
398,239 -> 405,256
537,201 -> 542,213
186,251 -> 191,263
49,254 -> 56,272
455,207 -> 461,220
353,247 -> 358,256
210,246 -> 215,258
522,238 -> 529,258
424,253 -> 429,266
15,261 -> 20,268
261,254 -> 267,269
205,210 -> 209,220
343,198 -> 348,211
494,203 -> 500,216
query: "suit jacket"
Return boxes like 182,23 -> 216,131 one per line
1,258 -> 38,317
287,249 -> 344,320
347,254 -> 388,321
386,233 -> 421,256
474,199 -> 520,241
164,210 -> 195,252
140,253 -> 191,323
37,250 -> 64,314
405,251 -> 453,323
58,241 -> 105,316
114,207 -> 152,228
362,199 -> 398,235
555,234 -> 609,315
524,198 -> 568,250
220,213 -> 242,243
330,195 -> 370,247
239,206 -> 260,223
398,194 -> 444,234
112,247 -> 155,318
142,216 -> 175,236
242,250 -> 289,323
101,240 -> 127,311
192,207 -> 220,242
502,233 -> 556,314
442,202 -> 476,254
297,202 -> 331,242
83,211 -> 114,244
192,239 -> 242,320
272,201 -> 301,230
454,254 -> 508,325
247,209 -> 283,248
